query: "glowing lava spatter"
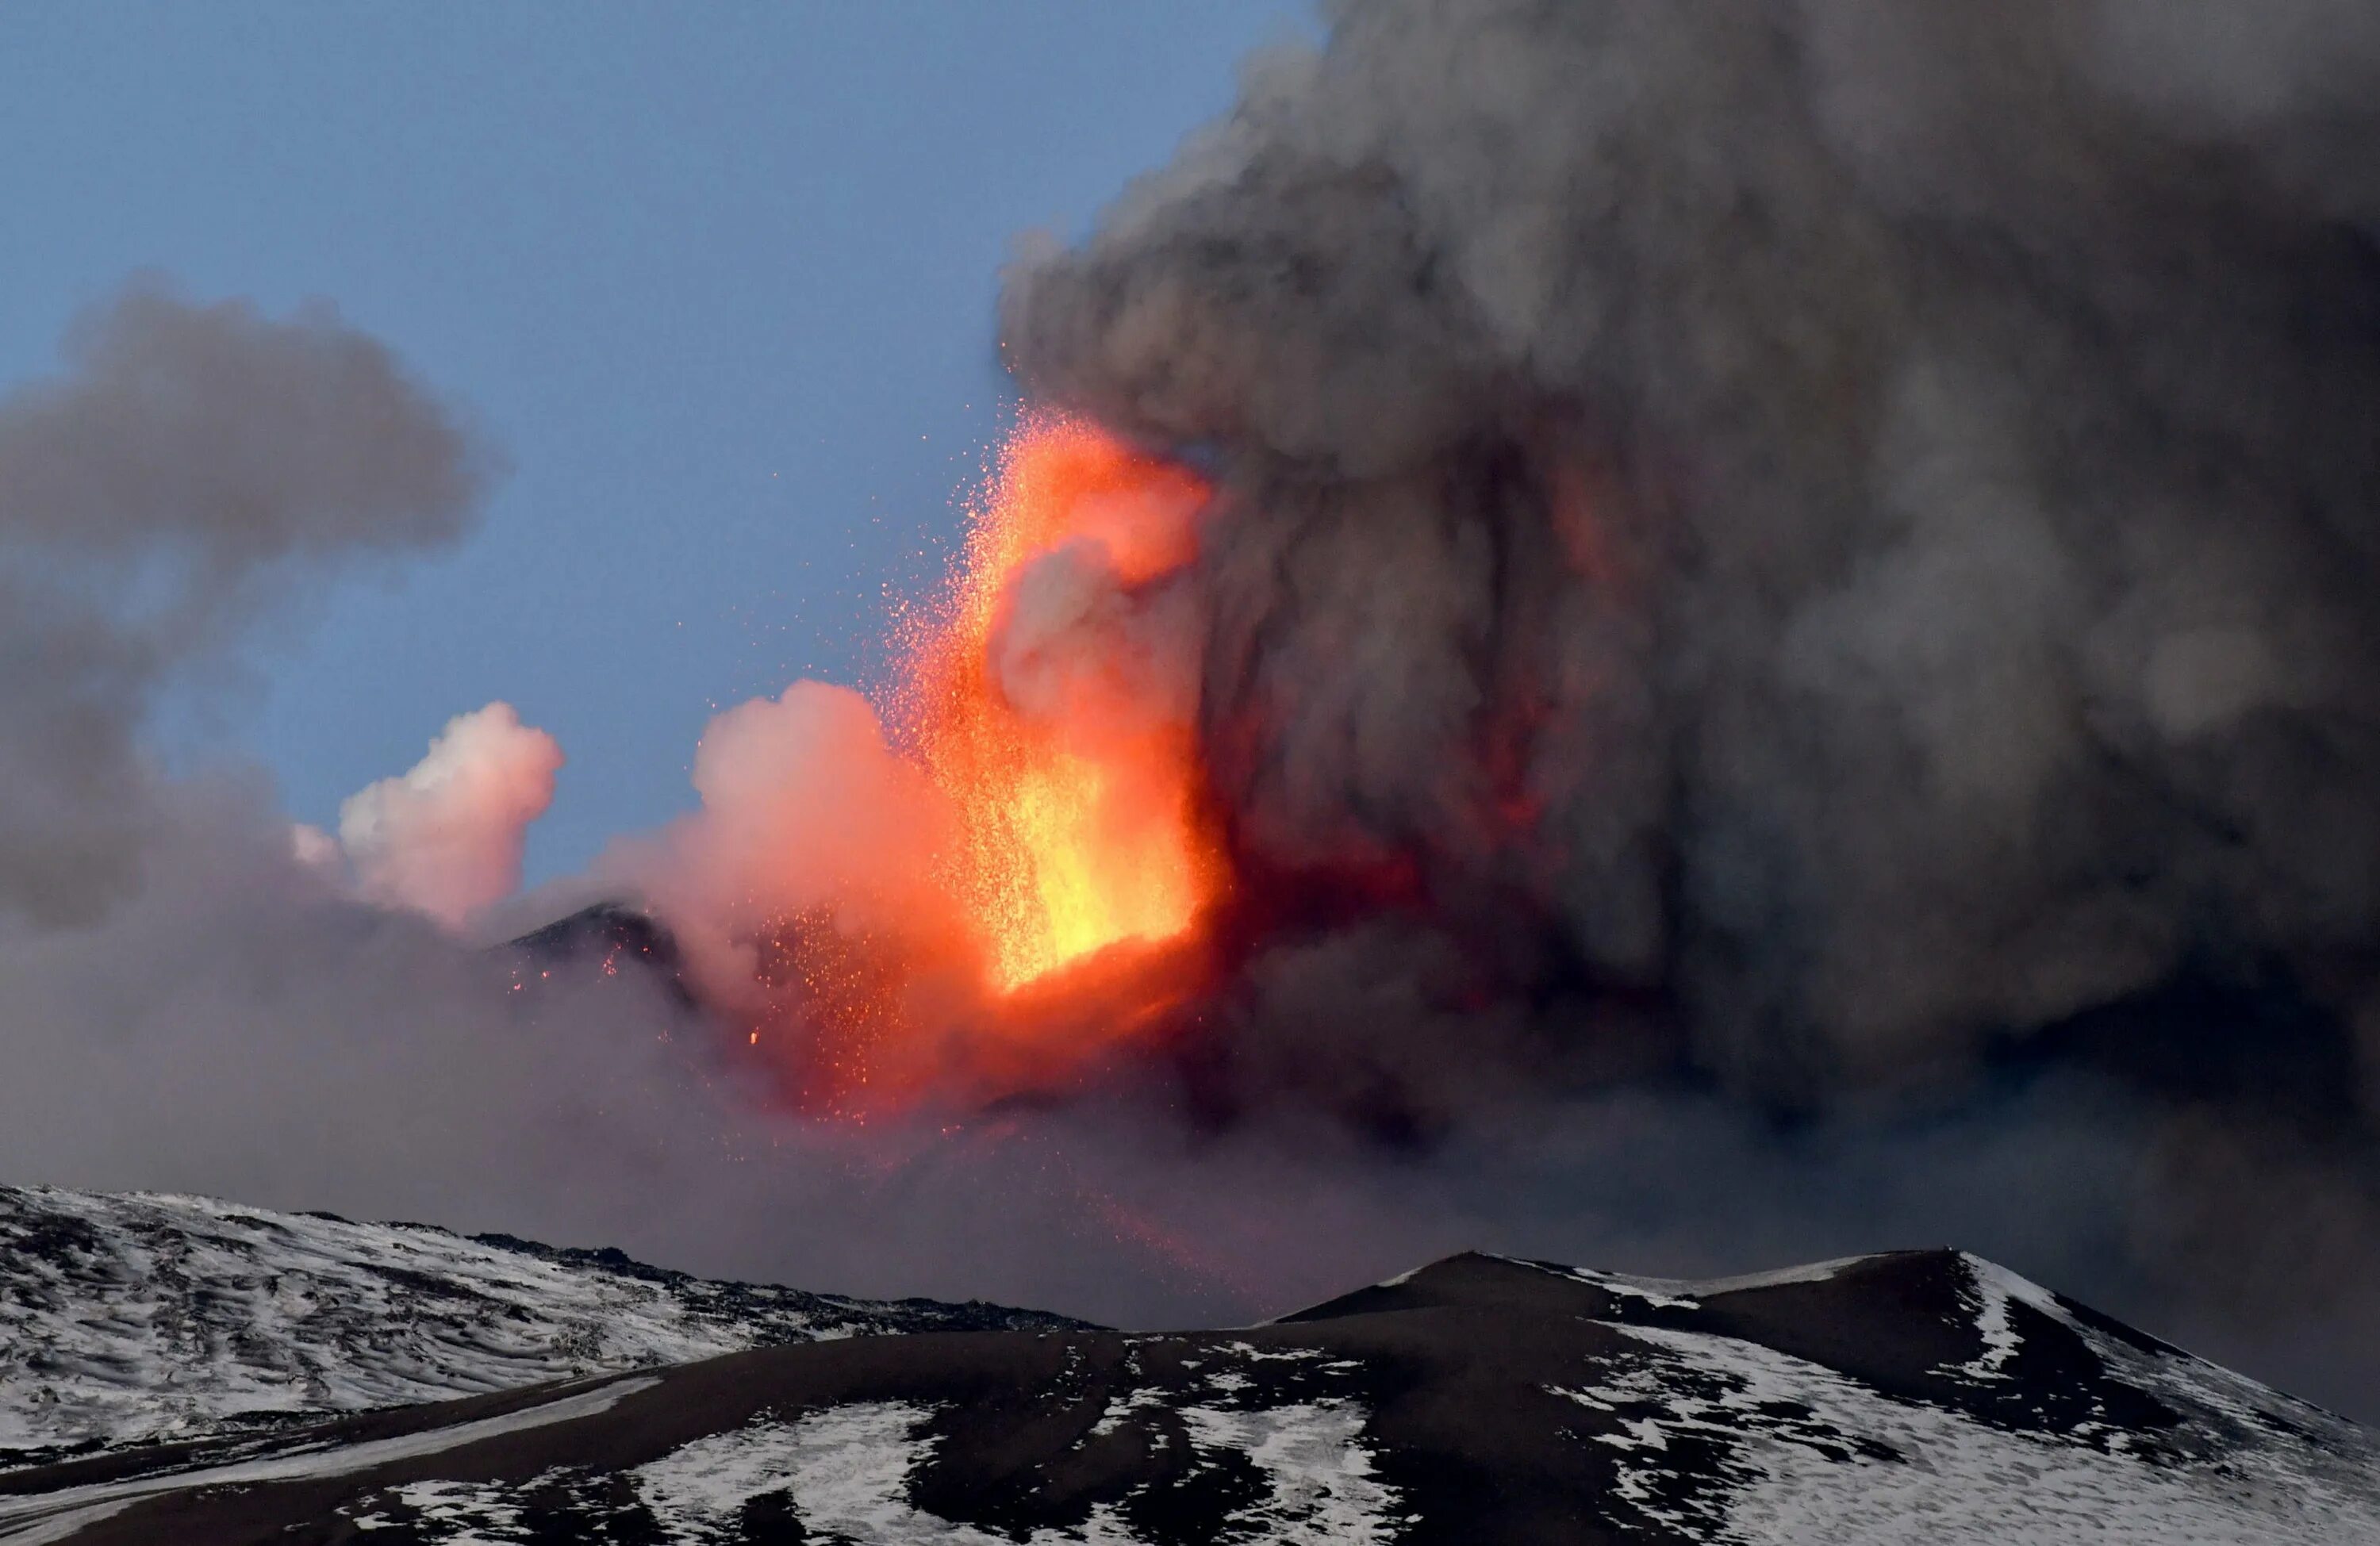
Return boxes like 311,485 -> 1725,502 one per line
896,414 -> 1222,992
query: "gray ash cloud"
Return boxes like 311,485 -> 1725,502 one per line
0,281 -> 496,927
998,0 -> 2380,1409
1004,0 -> 2380,1103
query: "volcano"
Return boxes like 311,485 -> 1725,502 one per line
2,1200 -> 2373,1544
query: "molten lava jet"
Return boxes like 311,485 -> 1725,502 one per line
715,414 -> 1230,1114
896,414 -> 1223,994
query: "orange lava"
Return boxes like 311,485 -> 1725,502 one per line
896,414 -> 1223,992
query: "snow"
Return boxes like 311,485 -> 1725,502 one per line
1565,1321 -> 2380,1543
746,1403 -> 969,1542
0,1375 -> 656,1544
1177,1401 -> 1401,1544
621,1395 -> 1401,1545
1952,1253 -> 2030,1383
10,1203 -> 2374,1543
0,1185 -> 1060,1466
355,1479 -> 531,1540
305,1391 -> 1401,1544
1087,1385 -> 1167,1437
623,1402 -> 1150,1543
1538,1253 -> 2380,1544
1214,1340 -> 1332,1363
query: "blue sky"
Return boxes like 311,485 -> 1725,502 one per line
0,3 -> 1310,883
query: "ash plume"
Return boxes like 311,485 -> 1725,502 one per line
1004,0 -> 2380,1098
998,0 -> 2380,1406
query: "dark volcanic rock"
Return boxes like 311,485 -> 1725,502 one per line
505,901 -> 694,1007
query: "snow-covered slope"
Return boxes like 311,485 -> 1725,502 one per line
4,1245 -> 2374,1542
0,1186 -> 1081,1471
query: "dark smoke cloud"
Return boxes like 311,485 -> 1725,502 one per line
0,282 -> 496,926
1002,0 -> 2380,1409
1005,0 -> 2380,1086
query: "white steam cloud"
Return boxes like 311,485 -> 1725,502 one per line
336,702 -> 563,930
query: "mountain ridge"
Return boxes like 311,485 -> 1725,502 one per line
2,1203 -> 2373,1542
0,1184 -> 1084,1474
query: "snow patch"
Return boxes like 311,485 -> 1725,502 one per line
607,1396 -> 1399,1545
1177,1401 -> 1401,1544
357,1477 -> 532,1540
1214,1340 -> 1330,1363
1560,1322 -> 2380,1544
638,1402 -> 1135,1544
631,1413 -> 832,1540
0,1375 -> 656,1544
1088,1386 -> 1167,1438
1952,1256 -> 2029,1383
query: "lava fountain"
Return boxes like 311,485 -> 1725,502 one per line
895,413 -> 1224,994
704,415 -> 1231,1114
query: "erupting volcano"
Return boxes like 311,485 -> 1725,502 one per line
662,415 -> 1235,1115
896,415 -> 1223,993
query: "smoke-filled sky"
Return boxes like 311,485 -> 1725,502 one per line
9,0 -> 2380,1429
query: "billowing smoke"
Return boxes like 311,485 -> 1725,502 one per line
991,0 -> 2380,1402
334,702 -> 564,930
601,681 -> 962,1015
1004,0 -> 2380,1096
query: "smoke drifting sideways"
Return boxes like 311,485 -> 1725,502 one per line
992,0 -> 2380,1410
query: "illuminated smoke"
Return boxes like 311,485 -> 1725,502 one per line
605,681 -> 962,1015
897,416 -> 1219,992
336,702 -> 564,931
602,417 -> 1226,1110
